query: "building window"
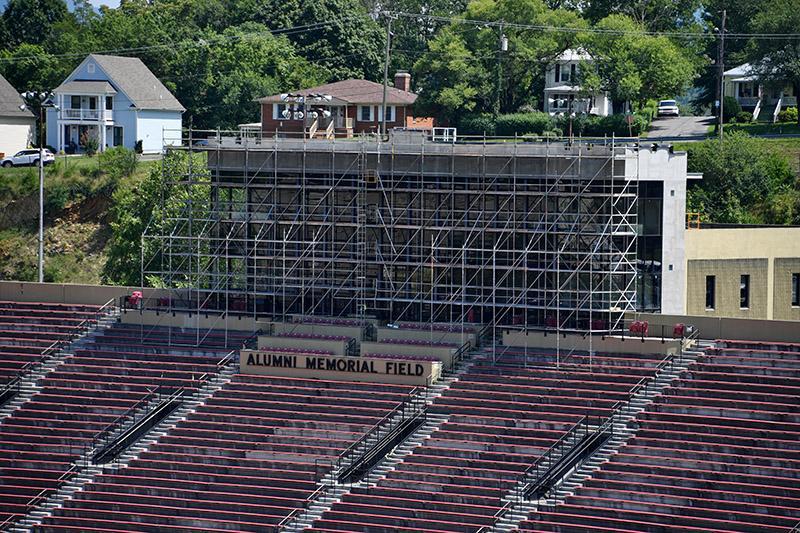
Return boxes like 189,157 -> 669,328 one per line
71,95 -> 81,109
106,96 -> 113,110
570,63 -> 577,81
87,63 -> 95,74
359,105 -> 373,122
792,273 -> 800,307
378,106 -> 394,122
88,97 -> 97,110
740,274 -> 750,309
705,275 -> 715,310
113,126 -> 123,146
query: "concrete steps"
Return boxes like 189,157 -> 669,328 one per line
487,343 -> 710,532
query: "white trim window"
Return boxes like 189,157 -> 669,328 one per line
377,105 -> 395,122
358,105 -> 374,122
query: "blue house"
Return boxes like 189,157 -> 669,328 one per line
47,54 -> 184,154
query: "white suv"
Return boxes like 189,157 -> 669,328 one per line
1,149 -> 55,167
657,100 -> 680,117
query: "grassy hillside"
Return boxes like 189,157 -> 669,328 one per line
0,154 -> 155,283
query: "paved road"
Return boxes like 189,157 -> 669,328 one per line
648,116 -> 713,139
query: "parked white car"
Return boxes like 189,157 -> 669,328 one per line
1,149 -> 55,167
657,100 -> 680,117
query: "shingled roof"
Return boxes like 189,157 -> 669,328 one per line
0,74 -> 34,119
88,54 -> 184,112
258,79 -> 418,106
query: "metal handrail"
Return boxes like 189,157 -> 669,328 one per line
0,300 -> 118,403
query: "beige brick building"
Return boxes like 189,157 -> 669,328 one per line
684,227 -> 800,321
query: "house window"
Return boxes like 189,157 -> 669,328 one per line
740,274 -> 750,309
113,126 -> 123,146
570,63 -> 577,81
792,273 -> 800,307
88,97 -> 97,110
378,106 -> 394,122
705,275 -> 716,310
554,64 -> 560,83
359,105 -> 373,122
87,63 -> 95,74
106,96 -> 113,110
71,95 -> 81,109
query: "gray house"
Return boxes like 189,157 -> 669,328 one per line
0,74 -> 35,158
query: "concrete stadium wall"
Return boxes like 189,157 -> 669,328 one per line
502,329 -> 681,356
376,327 -> 475,348
633,313 -> 800,343
0,281 -> 166,306
360,341 -> 457,369
120,309 -> 260,333
240,350 -> 440,385
258,335 -> 350,356
270,322 -> 364,344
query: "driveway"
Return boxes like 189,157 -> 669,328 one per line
648,116 -> 713,139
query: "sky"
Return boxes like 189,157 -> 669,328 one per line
0,0 -> 122,11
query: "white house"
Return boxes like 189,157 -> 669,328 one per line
544,49 -> 611,117
0,74 -> 35,158
46,54 -> 184,154
723,62 -> 797,122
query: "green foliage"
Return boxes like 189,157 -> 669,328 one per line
735,111 -> 753,124
99,147 -> 138,183
0,44 -> 64,93
1,0 -> 68,48
80,131 -> 99,157
415,0 -> 587,117
495,112 -> 553,136
748,0 -> 800,125
777,107 -> 798,124
686,132 -> 797,224
458,113 -> 497,135
103,150 -> 209,286
583,0 -> 702,31
722,96 -> 741,123
581,14 -> 703,107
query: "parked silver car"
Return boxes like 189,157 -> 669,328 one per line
1,148 -> 56,167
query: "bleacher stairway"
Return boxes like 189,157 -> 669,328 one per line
490,340 -> 710,532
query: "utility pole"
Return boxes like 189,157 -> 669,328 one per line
495,22 -> 507,116
717,9 -> 726,141
380,12 -> 394,138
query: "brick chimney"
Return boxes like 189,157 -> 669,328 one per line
394,71 -> 412,92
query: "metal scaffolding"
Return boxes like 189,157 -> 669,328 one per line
143,130 -> 639,334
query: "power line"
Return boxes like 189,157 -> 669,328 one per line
0,18 -> 358,64
391,11 -> 800,41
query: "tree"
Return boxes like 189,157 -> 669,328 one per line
166,23 -> 327,129
580,15 -> 702,109
583,0 -> 701,32
103,150 -> 209,287
748,0 -> 800,125
0,43 -> 64,93
228,0 -> 385,80
1,0 -> 68,47
414,0 -> 587,117
685,132 -> 795,224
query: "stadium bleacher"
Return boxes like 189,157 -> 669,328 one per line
39,374 -> 416,532
518,339 -> 800,533
2,301 -> 798,533
0,301 -> 105,381
0,320 -> 250,527
308,348 -> 666,532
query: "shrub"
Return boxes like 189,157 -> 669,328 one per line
99,146 -> 138,183
494,112 -> 553,136
735,111 -> 753,123
723,96 -> 741,123
457,114 -> 496,136
80,131 -> 99,156
777,106 -> 798,123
